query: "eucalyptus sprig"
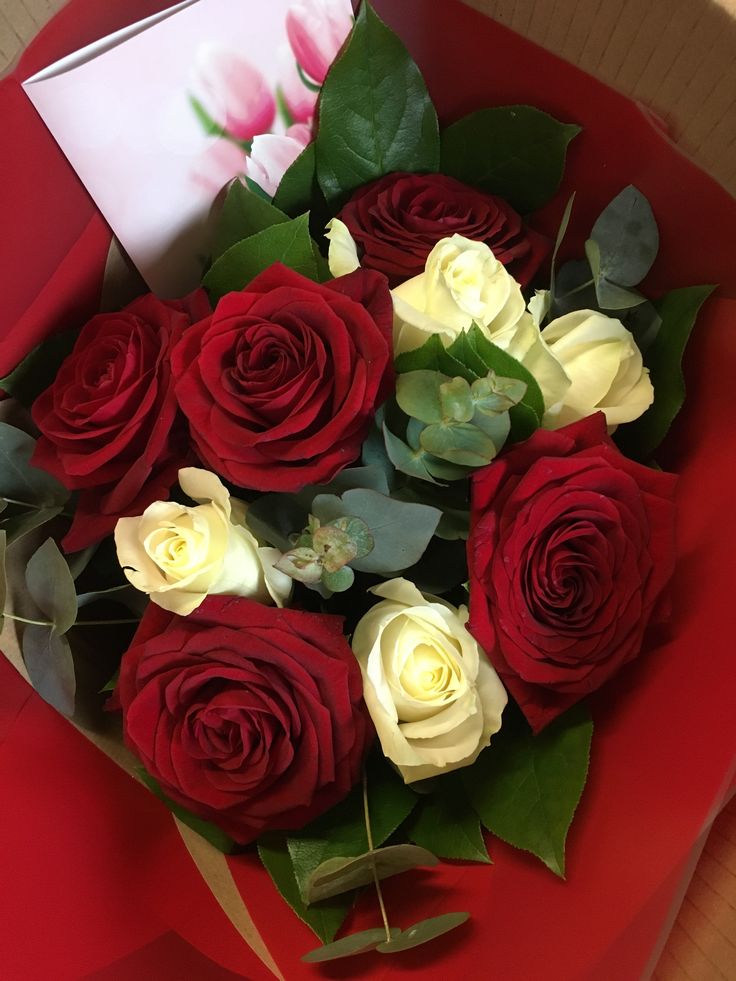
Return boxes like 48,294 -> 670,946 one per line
301,769 -> 469,963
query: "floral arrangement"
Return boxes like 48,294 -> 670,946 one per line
0,0 -> 713,966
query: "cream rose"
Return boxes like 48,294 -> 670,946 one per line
391,235 -> 527,355
351,578 -> 507,783
114,468 -> 291,615
540,310 -> 654,429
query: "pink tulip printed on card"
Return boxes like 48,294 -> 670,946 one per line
22,0 -> 353,297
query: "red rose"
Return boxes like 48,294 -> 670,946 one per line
467,413 -> 677,732
172,264 -> 393,492
337,172 -> 549,288
112,596 -> 372,843
31,291 -> 211,552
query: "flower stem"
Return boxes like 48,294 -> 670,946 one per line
556,277 -> 595,301
362,769 -> 392,944
3,613 -> 139,627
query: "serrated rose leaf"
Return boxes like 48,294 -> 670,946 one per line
463,704 -> 592,877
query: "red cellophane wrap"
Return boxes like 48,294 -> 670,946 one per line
1,1 -> 734,979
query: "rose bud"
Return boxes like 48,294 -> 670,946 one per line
286,0 -> 353,85
192,44 -> 275,141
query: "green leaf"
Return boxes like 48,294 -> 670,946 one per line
395,333 -> 477,383
0,423 -> 69,508
258,836 -> 353,944
137,768 -> 238,854
446,331 -> 489,378
0,329 -> 79,407
21,624 -> 75,716
315,2 -> 439,209
212,180 -> 288,260
25,538 -> 77,634
377,912 -> 469,953
202,213 -> 318,303
463,327 -> 542,440
311,488 -> 441,573
549,193 -> 576,312
302,928 -> 400,963
304,844 -> 437,903
615,285 -> 716,460
441,106 -> 580,214
272,143 -> 316,217
408,785 -> 490,863
288,758 -> 417,903
590,185 -> 659,288
1,504 -> 63,545
464,703 -> 592,877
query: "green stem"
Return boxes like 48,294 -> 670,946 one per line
556,277 -> 595,302
362,770 -> 392,944
3,612 -> 139,628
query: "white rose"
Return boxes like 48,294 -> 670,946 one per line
351,578 -> 507,783
540,310 -> 654,429
114,468 -> 291,615
391,235 -> 527,355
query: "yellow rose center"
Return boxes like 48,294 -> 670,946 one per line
399,641 -> 461,703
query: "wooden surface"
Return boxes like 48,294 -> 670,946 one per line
2,0 -> 735,977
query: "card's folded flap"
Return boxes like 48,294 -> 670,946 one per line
22,0 -> 199,84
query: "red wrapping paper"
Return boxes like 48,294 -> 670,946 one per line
1,1 -> 735,979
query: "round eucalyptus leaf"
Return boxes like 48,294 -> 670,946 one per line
377,911 -> 470,953
305,843 -> 438,903
301,927 -> 400,963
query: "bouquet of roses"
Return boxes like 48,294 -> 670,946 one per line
0,0 -> 713,966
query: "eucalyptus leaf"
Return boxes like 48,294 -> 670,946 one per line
590,185 -> 659,287
0,530 -> 7,625
302,928 -> 400,963
382,424 -> 442,484
463,703 -> 592,877
315,2 -> 439,209
441,106 -> 580,214
468,328 -> 544,424
305,844 -> 438,903
212,180 -> 288,260
420,422 -> 496,467
1,504 -> 63,545
396,371 -> 446,424
0,423 -> 69,508
25,538 -> 78,634
585,239 -> 646,310
377,912 -> 469,953
310,488 -> 441,573
272,143 -> 316,217
321,565 -> 354,592
203,213 -> 318,303
615,285 -> 715,460
21,624 -> 75,716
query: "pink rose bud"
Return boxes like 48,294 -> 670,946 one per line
245,125 -> 311,197
286,0 -> 354,86
278,45 -> 317,124
193,44 -> 275,141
